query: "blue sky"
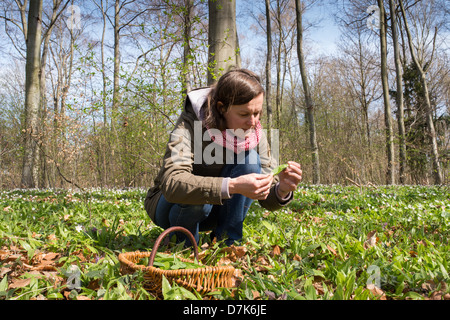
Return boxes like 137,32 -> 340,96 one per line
305,2 -> 341,55
236,0 -> 341,60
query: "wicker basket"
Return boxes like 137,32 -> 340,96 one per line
118,226 -> 235,298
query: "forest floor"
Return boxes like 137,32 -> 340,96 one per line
0,185 -> 449,300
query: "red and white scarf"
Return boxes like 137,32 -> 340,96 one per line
205,121 -> 262,154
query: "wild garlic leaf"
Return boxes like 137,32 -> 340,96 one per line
272,164 -> 288,175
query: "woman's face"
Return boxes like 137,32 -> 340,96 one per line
222,92 -> 264,135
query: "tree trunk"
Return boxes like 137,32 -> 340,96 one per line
275,0 -> 282,127
378,0 -> 395,185
182,0 -> 194,95
389,0 -> 407,184
398,0 -> 443,185
295,0 -> 320,184
21,0 -> 43,188
113,0 -> 121,122
207,0 -> 240,85
265,0 -> 273,132
99,0 -> 108,187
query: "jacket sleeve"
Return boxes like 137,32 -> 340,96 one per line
159,115 -> 224,205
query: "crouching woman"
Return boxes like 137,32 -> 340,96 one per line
144,69 -> 302,246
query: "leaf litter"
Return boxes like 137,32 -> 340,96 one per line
1,187 -> 449,300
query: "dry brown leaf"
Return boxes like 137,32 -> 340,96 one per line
364,230 -> 377,249
231,269 -> 243,287
0,267 -> 12,278
87,279 -> 101,291
9,277 -> 31,289
195,249 -> 209,262
222,245 -> 247,257
220,245 -> 248,263
367,283 -> 386,300
327,245 -> 338,257
430,291 -> 444,300
233,246 -> 248,258
43,252 -> 59,261
313,281 -> 325,295
251,290 -> 261,299
271,245 -> 281,257
312,217 -> 323,224
0,250 -> 9,260
47,234 -> 57,242
3,254 -> 24,263
254,255 -> 272,272
25,264 -> 58,271
63,290 -> 71,300
217,256 -> 233,265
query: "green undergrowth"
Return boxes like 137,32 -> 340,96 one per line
0,185 -> 448,300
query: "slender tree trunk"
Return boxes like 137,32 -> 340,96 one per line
389,0 -> 407,184
275,0 -> 282,127
111,0 -> 122,186
398,0 -> 443,185
182,0 -> 194,95
207,0 -> 240,85
265,0 -> 273,132
99,0 -> 108,187
354,37 -> 372,154
378,0 -> 395,185
38,7 -> 55,189
113,0 -> 121,123
295,0 -> 320,184
21,0 -> 43,188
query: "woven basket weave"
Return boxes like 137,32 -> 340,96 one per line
118,226 -> 235,298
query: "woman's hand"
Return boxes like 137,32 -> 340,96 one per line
277,161 -> 302,198
229,173 -> 273,200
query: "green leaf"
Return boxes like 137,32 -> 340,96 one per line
336,241 -> 346,260
272,164 -> 288,175
333,285 -> 345,300
161,276 -> 172,299
0,275 -> 8,292
47,292 -> 64,299
261,220 -> 275,232
288,290 -> 306,300
19,240 -> 35,261
304,284 -> 317,300
403,291 -> 425,300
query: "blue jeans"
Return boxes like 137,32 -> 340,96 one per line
154,149 -> 261,246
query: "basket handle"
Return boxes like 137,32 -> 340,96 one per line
148,226 -> 199,267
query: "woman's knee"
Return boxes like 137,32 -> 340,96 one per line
171,203 -> 212,226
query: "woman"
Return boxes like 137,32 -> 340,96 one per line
144,69 -> 302,246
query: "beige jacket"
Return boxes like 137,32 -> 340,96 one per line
144,88 -> 293,222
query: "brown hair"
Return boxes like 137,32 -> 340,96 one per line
202,69 -> 265,131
